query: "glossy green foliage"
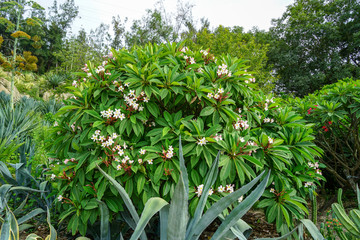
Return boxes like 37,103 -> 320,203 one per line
290,78 -> 360,192
49,42 -> 322,235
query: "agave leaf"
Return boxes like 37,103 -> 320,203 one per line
218,215 -> 252,240
98,201 -> 110,240
130,197 -> 168,240
0,161 -> 18,185
210,171 -> 270,240
189,171 -> 266,239
17,208 -> 45,225
9,207 -> 19,240
167,172 -> 188,240
97,165 -> 139,222
187,151 -> 220,238
13,194 -> 29,216
120,211 -> 137,230
299,219 -> 325,240
0,209 -> 11,240
97,165 -> 147,240
19,224 -> 34,232
45,207 -> 57,240
178,136 -> 189,197
255,225 -> 299,240
25,233 -> 43,240
159,205 -> 170,240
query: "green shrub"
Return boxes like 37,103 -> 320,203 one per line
290,79 -> 360,192
49,42 -> 323,235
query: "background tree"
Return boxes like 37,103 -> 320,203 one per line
0,0 -> 43,108
268,0 -> 360,96
185,25 -> 277,92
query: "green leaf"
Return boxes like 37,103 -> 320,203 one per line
200,106 -> 215,116
130,198 -> 168,240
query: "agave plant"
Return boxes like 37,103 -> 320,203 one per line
47,74 -> 66,89
331,185 -> 360,240
95,137 -> 325,240
0,205 -> 56,240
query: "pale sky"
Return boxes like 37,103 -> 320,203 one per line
36,0 -> 294,34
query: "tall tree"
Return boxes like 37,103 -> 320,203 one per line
268,0 -> 360,96
0,0 -> 43,108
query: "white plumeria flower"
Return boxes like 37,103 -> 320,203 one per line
147,159 -> 153,164
124,83 -> 129,87
270,188 -> 275,193
217,185 -> 225,192
118,149 -> 124,156
226,184 -> 234,193
197,137 -> 207,146
91,134 -> 98,141
58,195 -> 63,202
123,143 -> 128,149
208,188 -> 214,196
50,174 -> 56,180
304,182 -> 313,187
95,130 -> 101,135
118,113 -> 125,121
139,149 -> 146,155
189,57 -> 196,64
138,159 -> 143,164
218,88 -> 224,94
143,96 -> 149,102
214,93 -> 220,99
112,133 -> 118,139
128,160 -> 134,164
195,184 -> 204,197
239,137 -> 245,142
116,165 -> 122,170
214,134 -> 222,141
268,137 -> 274,144
207,93 -> 213,98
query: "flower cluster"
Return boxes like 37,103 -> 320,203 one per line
264,98 -> 275,111
100,108 -> 125,120
64,158 -> 76,164
123,90 -> 147,111
213,133 -> 222,142
322,121 -> 332,132
184,55 -> 196,65
180,47 -> 189,53
263,117 -> 274,123
244,78 -> 256,84
161,146 -> 174,159
195,184 -> 235,197
207,88 -> 226,101
268,136 -> 274,144
307,105 -> 318,115
200,49 -> 208,56
217,64 -> 231,77
197,137 -> 207,146
234,118 -> 250,130
308,161 -> 322,176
